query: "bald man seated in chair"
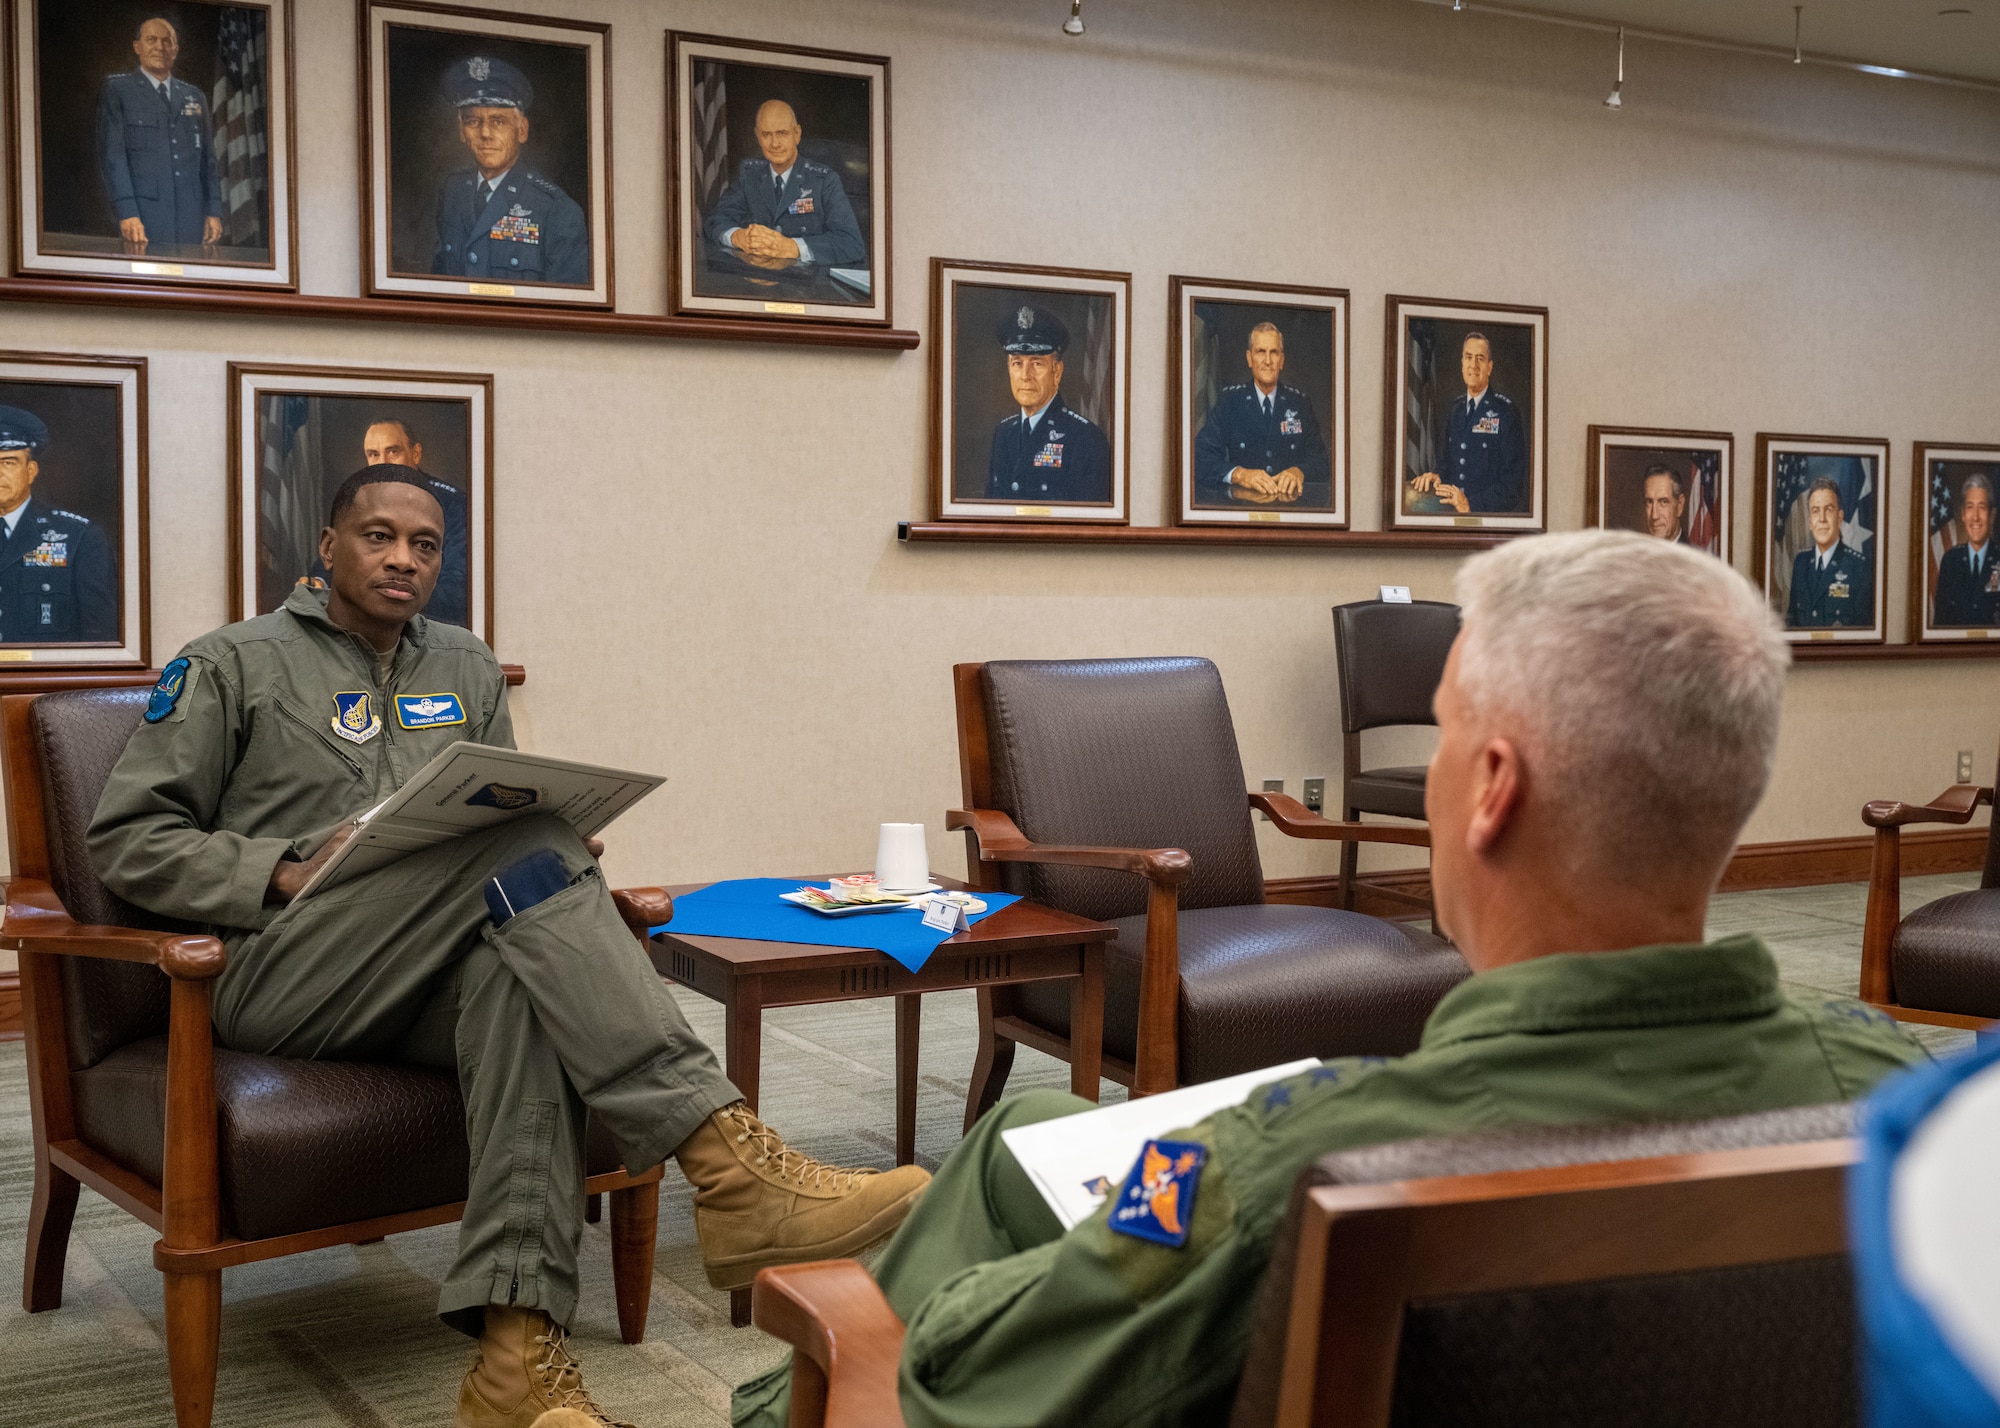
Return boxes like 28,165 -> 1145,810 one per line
734,528 -> 1928,1428
88,465 -> 929,1428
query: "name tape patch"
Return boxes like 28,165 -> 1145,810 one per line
396,692 -> 466,729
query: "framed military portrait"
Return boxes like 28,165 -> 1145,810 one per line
0,352 -> 148,666
1753,433 -> 1889,646
669,33 -> 890,327
362,1 -> 611,307
1169,277 -> 1348,530
228,364 -> 493,647
1586,426 -> 1733,559
931,259 -> 1130,525
1383,295 -> 1547,533
1911,442 -> 2000,644
7,0 -> 297,290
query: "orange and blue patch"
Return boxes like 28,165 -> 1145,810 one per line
1107,1139 -> 1206,1248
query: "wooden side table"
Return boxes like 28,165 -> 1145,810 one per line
648,878 -> 1113,1325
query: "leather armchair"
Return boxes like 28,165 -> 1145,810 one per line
947,658 -> 1469,1105
7,686 -> 668,1428
753,1103 -> 1858,1428
1859,774 -> 2000,1028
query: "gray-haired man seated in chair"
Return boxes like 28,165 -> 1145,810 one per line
86,465 -> 930,1428
734,528 -> 1927,1428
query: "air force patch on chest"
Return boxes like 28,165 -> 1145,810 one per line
1107,1138 -> 1207,1248
395,692 -> 466,729
330,691 -> 382,744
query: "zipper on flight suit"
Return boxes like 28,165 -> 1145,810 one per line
273,699 -> 366,778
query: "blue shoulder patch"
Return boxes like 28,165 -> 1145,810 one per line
144,658 -> 190,723
1107,1138 -> 1207,1248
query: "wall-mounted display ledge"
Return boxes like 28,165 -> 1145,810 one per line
897,522 -> 1509,550
0,279 -> 919,353
0,664 -> 526,693
1790,643 -> 2000,663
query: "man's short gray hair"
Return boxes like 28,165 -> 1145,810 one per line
1246,321 -> 1283,347
1961,473 -> 1993,507
1453,530 -> 1789,884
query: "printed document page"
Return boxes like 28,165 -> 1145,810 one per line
295,742 -> 663,899
1001,1059 -> 1320,1230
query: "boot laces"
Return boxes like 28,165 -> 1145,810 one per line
532,1323 -> 625,1427
722,1104 -> 879,1191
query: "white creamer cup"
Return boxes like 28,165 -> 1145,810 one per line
875,822 -> 930,891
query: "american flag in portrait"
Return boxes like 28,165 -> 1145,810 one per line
1929,462 -> 1960,592
209,9 -> 269,247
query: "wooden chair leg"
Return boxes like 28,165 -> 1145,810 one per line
163,1269 -> 221,1428
964,988 -> 1016,1133
584,1192 -> 602,1225
608,1182 -> 658,1345
1339,828 -> 1360,912
731,1288 -> 752,1327
23,1154 -> 79,1312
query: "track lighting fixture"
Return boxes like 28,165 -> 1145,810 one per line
1604,25 -> 1624,108
1063,0 -> 1084,36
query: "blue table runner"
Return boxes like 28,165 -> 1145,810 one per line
651,878 -> 1021,974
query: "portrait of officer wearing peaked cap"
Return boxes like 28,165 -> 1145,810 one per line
984,304 -> 1113,505
430,54 -> 589,287
0,405 -> 118,645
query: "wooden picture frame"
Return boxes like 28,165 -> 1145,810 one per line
1753,432 -> 1889,646
1910,441 -> 2000,645
1382,295 -> 1547,534
930,258 -> 1131,526
7,0 -> 298,291
227,363 -> 495,648
667,32 -> 890,329
0,351 -> 148,667
1168,276 -> 1348,530
1585,425 -> 1733,560
361,0 -> 612,308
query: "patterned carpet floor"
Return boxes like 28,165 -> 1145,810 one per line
0,876 -> 1977,1428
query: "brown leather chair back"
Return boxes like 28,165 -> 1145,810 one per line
27,688 -> 175,1069
1330,600 -> 1459,735
980,658 -> 1263,920
1228,1102 -> 1857,1428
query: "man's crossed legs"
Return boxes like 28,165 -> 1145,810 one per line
211,814 -> 929,1428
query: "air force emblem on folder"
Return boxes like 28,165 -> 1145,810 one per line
396,692 -> 466,729
330,691 -> 382,745
467,782 -> 539,811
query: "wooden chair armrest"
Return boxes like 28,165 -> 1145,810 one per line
946,808 -> 1192,886
1862,784 -> 1993,828
753,1260 -> 907,1428
2,877 -> 225,981
611,886 -> 673,935
1249,792 -> 1431,847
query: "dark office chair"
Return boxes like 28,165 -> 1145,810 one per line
947,657 -> 1469,1102
1330,600 -> 1460,914
7,686 -> 669,1428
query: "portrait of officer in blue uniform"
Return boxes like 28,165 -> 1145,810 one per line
0,407 -> 118,645
429,56 -> 589,287
1932,474 -> 1998,627
1193,323 -> 1330,508
1408,332 -> 1530,515
94,16 -> 224,250
701,100 -> 867,275
1786,478 -> 1874,628
983,305 -> 1113,505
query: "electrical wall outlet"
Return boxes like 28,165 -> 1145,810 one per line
1302,777 -> 1326,814
1261,778 -> 1284,821
1960,749 -> 1976,784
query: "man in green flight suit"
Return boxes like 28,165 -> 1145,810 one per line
89,465 -> 930,1428
734,527 -> 1929,1428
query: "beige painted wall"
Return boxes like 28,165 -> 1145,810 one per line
5,0 -> 1997,931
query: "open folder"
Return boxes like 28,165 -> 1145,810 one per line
1001,1059 -> 1321,1230
294,742 -> 664,900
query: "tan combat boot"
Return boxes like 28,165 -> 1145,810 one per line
674,1102 -> 931,1290
455,1306 -> 634,1428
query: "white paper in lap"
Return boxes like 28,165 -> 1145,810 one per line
1002,1059 -> 1320,1230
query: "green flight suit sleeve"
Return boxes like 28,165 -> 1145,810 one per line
86,654 -> 298,929
478,678 -> 516,749
1792,992 -> 1931,1096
